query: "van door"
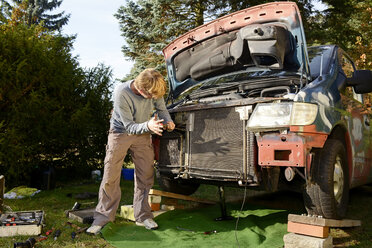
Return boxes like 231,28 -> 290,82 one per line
339,50 -> 372,187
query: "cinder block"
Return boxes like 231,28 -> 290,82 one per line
148,195 -> 162,211
120,205 -> 135,221
148,195 -> 161,204
288,221 -> 329,238
150,203 -> 160,211
120,205 -> 168,221
284,233 -> 333,248
161,205 -> 175,211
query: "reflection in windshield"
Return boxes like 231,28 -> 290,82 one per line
308,46 -> 333,79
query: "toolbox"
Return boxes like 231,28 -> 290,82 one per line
0,210 -> 44,237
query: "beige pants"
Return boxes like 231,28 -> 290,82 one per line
93,132 -> 154,226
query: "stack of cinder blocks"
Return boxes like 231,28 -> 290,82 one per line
284,214 -> 361,248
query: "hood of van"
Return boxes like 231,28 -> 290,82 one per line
163,1 -> 310,98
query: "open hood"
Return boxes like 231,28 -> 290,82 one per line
163,2 -> 310,98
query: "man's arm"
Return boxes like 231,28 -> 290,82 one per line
154,98 -> 175,131
116,94 -> 165,135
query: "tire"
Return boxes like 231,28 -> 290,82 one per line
303,139 -> 349,219
155,169 -> 200,195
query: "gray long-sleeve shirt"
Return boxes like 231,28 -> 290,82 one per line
109,81 -> 172,134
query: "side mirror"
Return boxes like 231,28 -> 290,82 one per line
346,70 -> 372,94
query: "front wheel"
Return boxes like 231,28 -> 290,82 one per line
303,139 -> 349,219
155,169 -> 200,196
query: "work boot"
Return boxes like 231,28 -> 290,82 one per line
135,218 -> 158,230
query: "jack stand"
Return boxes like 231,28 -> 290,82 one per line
215,186 -> 233,221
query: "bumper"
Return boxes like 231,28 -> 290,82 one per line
257,132 -> 328,167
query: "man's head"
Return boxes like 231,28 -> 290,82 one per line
134,69 -> 167,99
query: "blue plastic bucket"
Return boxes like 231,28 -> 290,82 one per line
122,168 -> 134,181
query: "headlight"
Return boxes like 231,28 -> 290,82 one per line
247,102 -> 318,130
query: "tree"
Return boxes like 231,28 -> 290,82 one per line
306,0 -> 372,69
347,1 -> 372,70
115,0 -> 316,80
308,0 -> 360,48
115,0 -> 208,80
0,0 -> 69,31
0,20 -> 113,187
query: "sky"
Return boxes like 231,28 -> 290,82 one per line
59,0 -> 133,81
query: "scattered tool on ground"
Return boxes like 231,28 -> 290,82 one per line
13,237 -> 36,248
66,221 -> 88,233
37,235 -> 48,242
45,228 -> 54,237
53,229 -> 61,241
66,221 -> 87,240
71,202 -> 81,211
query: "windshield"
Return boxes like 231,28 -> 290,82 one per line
308,45 -> 334,80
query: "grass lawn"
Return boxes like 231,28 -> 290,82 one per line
1,178 -> 371,247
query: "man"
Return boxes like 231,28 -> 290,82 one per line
87,68 -> 175,235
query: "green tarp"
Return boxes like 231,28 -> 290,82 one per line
102,204 -> 289,248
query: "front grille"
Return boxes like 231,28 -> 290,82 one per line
158,106 -> 258,183
158,132 -> 182,166
189,107 -> 244,180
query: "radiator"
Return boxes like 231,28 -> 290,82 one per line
187,107 -> 255,181
158,106 -> 257,182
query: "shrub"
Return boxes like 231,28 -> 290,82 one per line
0,23 -> 113,187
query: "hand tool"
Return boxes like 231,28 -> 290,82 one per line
54,229 -> 61,241
13,237 -> 36,248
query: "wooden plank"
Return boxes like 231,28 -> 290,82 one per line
288,221 -> 329,238
288,214 -> 361,227
149,189 -> 216,204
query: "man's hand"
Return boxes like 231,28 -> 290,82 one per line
148,116 -> 164,136
166,121 -> 175,131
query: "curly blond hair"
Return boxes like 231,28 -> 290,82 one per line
134,69 -> 167,98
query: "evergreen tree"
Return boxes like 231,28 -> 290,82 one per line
308,0 -> 372,68
309,0 -> 359,49
0,0 -> 11,24
0,8 -> 113,186
0,0 -> 69,31
115,0 -> 213,80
